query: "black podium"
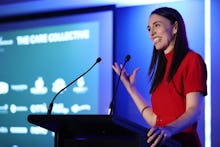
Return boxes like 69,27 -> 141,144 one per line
28,114 -> 148,147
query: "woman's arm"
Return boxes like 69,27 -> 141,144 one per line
166,92 -> 204,133
147,91 -> 204,146
128,86 -> 157,126
112,62 -> 157,126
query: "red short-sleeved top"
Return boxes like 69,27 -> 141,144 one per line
151,50 -> 207,131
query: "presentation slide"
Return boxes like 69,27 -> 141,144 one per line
0,7 -> 114,147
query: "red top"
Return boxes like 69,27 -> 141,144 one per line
151,50 -> 207,132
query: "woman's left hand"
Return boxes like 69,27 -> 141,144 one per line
147,126 -> 173,147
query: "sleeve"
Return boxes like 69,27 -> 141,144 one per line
183,53 -> 207,96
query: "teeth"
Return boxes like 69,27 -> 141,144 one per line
153,37 -> 159,44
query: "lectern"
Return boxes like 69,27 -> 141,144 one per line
28,114 -> 148,147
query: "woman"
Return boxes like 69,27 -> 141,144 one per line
112,7 -> 207,147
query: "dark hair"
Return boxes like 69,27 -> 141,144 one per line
148,7 -> 189,93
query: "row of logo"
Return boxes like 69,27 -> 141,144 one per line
0,103 -> 91,114
0,76 -> 88,95
0,126 -> 51,135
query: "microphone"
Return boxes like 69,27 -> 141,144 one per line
108,54 -> 131,115
47,57 -> 102,115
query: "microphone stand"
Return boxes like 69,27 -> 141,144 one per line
47,57 -> 102,115
109,55 -> 131,115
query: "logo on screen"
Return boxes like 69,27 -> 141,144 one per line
30,77 -> 48,95
72,77 -> 88,94
52,78 -> 66,93
0,81 -> 9,94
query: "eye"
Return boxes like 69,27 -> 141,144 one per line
155,23 -> 160,27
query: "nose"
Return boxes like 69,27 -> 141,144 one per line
150,27 -> 156,37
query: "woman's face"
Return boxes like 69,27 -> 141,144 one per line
147,14 -> 177,54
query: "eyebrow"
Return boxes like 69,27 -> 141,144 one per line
147,21 -> 162,29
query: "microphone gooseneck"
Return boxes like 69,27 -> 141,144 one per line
109,54 -> 131,115
47,57 -> 102,115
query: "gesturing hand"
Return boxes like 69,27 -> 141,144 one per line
112,62 -> 140,89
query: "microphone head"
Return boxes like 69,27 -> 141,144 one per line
125,54 -> 131,62
96,57 -> 102,63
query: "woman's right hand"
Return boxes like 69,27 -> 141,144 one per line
112,62 -> 140,90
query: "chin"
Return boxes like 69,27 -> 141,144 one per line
155,46 -> 163,51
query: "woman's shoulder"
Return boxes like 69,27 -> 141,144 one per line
181,50 -> 206,71
184,50 -> 204,62
187,50 -> 202,57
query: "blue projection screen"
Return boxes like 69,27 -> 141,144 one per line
0,6 -> 114,146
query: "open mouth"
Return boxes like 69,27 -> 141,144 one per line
153,37 -> 160,44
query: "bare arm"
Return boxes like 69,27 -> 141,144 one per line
166,92 -> 203,133
147,91 -> 204,146
112,62 -> 157,126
